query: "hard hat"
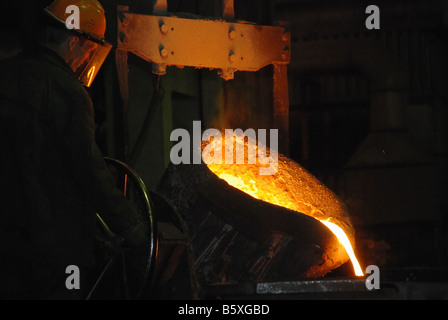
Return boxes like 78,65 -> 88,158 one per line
45,0 -> 107,42
44,0 -> 112,87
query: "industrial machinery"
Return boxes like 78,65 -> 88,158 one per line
87,157 -> 157,300
116,0 -> 291,154
105,0 -> 448,300
110,0 -> 366,300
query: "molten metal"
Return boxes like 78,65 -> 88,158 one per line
202,132 -> 364,277
319,220 -> 364,276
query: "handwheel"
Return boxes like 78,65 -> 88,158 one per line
86,157 -> 158,300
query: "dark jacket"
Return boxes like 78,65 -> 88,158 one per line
0,46 -> 141,267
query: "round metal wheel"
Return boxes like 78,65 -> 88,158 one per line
86,157 -> 157,300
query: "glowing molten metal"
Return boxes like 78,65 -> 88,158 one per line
319,221 -> 363,276
202,132 -> 364,277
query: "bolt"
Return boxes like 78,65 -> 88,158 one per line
160,23 -> 169,34
229,29 -> 236,40
152,63 -> 166,76
160,47 -> 168,58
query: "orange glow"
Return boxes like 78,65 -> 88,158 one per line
319,220 -> 364,276
202,133 -> 364,277
86,65 -> 96,87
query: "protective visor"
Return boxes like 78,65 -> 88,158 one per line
73,35 -> 112,87
44,9 -> 112,87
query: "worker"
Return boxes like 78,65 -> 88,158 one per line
0,0 -> 148,299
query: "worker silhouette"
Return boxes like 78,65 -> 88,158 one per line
0,0 -> 148,299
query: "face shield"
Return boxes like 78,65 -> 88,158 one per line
72,34 -> 112,87
43,7 -> 112,88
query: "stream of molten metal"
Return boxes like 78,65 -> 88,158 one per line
207,170 -> 364,276
319,220 -> 364,276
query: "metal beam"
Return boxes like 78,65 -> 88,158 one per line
116,7 -> 291,155
117,8 -> 290,80
222,0 -> 235,21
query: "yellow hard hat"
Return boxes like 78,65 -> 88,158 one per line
45,0 -> 107,42
44,0 -> 112,87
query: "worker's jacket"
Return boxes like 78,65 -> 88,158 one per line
0,46 -> 142,267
